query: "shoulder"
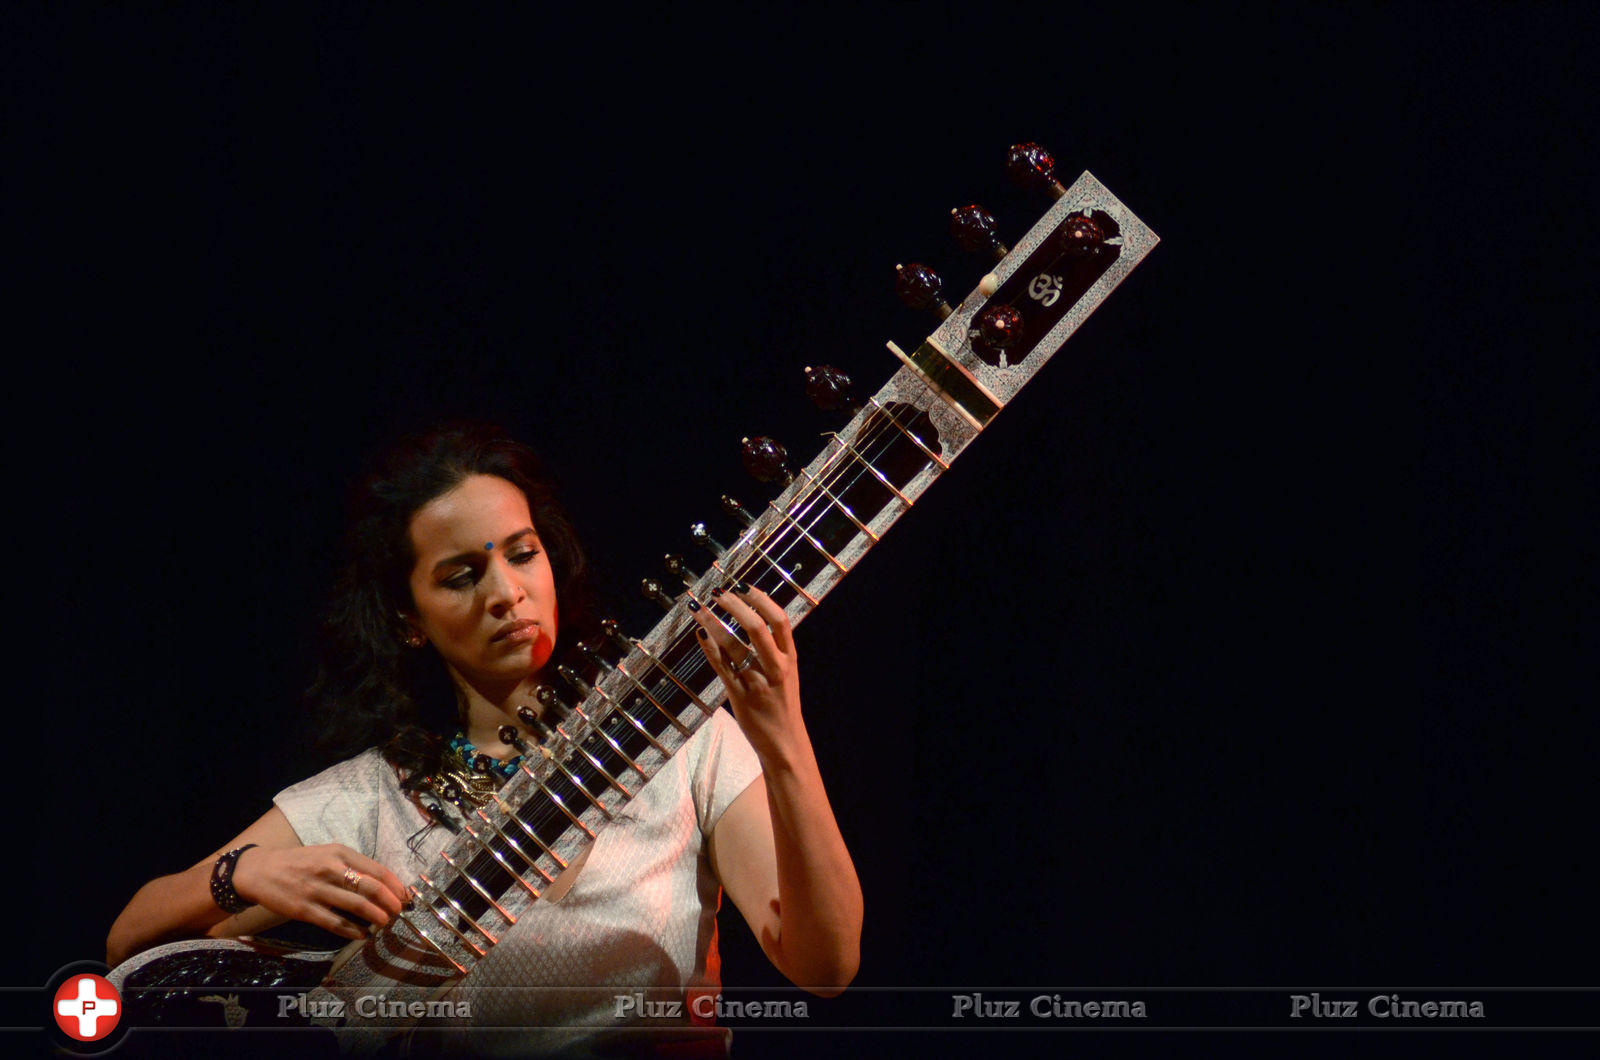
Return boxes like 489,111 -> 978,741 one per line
683,709 -> 763,835
272,748 -> 400,850
277,748 -> 396,802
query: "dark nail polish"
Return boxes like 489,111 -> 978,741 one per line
688,599 -> 701,612
734,581 -> 750,594
711,586 -> 724,597
696,628 -> 708,639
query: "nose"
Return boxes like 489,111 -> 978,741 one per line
482,555 -> 527,616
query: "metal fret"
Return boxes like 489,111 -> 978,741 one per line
594,687 -> 671,758
532,743 -> 616,821
714,544 -> 819,606
489,791 -> 569,870
438,850 -> 516,923
766,499 -> 850,573
794,466 -> 880,542
473,806 -> 554,886
555,734 -> 635,799
391,910 -> 468,974
611,662 -> 693,737
458,817 -> 542,898
825,432 -> 913,507
417,871 -> 497,947
513,758 -> 598,839
866,395 -> 951,470
629,637 -> 717,716
408,884 -> 488,957
561,718 -> 649,780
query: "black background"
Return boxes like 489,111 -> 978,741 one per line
10,1 -> 1592,1054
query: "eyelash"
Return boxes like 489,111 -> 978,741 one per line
441,549 -> 541,590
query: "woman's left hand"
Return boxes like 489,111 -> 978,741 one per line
691,584 -> 805,762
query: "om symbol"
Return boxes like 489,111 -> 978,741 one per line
1027,272 -> 1063,307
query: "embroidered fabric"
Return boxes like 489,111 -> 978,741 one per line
273,708 -> 762,1056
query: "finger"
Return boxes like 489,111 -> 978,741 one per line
733,585 -> 794,655
712,586 -> 781,667
304,901 -> 369,940
333,890 -> 402,929
315,872 -> 399,928
346,852 -> 410,911
690,597 -> 746,657
693,621 -> 736,682
339,876 -> 401,925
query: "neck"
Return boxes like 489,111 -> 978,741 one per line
450,670 -> 547,760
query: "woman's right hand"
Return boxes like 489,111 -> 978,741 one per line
231,844 -> 409,941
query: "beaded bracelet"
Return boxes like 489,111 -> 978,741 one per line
210,843 -> 258,915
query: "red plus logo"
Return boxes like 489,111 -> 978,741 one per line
53,973 -> 121,1041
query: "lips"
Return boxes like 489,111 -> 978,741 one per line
492,619 -> 540,644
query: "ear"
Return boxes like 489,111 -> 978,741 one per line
398,612 -> 427,649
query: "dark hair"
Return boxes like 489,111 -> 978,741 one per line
305,421 -> 595,778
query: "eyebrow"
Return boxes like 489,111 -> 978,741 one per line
430,527 -> 539,576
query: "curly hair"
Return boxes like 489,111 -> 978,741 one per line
304,421 -> 596,779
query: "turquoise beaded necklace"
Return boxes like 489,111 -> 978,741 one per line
448,730 -> 523,783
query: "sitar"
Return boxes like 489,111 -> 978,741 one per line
109,144 -> 1158,1045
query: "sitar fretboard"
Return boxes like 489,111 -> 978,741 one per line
323,169 -> 1158,990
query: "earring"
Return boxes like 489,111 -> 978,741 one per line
405,631 -> 426,649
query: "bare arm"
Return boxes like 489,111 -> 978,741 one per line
106,806 -> 408,968
694,586 -> 863,995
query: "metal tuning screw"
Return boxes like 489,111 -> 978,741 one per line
556,663 -> 594,699
515,704 -> 551,738
1058,211 -> 1108,259
471,753 -> 494,775
497,724 -> 529,753
1005,142 -> 1067,200
804,365 -> 856,413
894,262 -> 953,320
721,494 -> 755,527
740,436 -> 793,486
534,683 -> 570,721
600,617 -> 633,651
976,304 -> 1026,351
641,577 -> 676,610
950,204 -> 1009,261
664,554 -> 699,587
690,522 -> 727,558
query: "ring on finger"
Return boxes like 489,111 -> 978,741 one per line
729,653 -> 758,674
342,868 -> 364,892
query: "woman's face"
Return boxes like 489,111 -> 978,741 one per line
403,473 -> 559,692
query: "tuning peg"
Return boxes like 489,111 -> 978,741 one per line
804,365 -> 856,413
690,522 -> 727,558
1059,211 -> 1108,259
894,263 -> 953,320
1005,142 -> 1067,200
515,704 -> 552,738
534,683 -> 571,721
577,638 -> 614,672
950,204 -> 1009,261
739,437 -> 793,486
663,554 -> 700,587
721,494 -> 755,526
599,618 -> 633,653
556,663 -> 594,699
976,304 -> 1025,351
640,577 -> 676,609
497,724 -> 530,753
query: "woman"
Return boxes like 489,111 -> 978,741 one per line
107,423 -> 862,1054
